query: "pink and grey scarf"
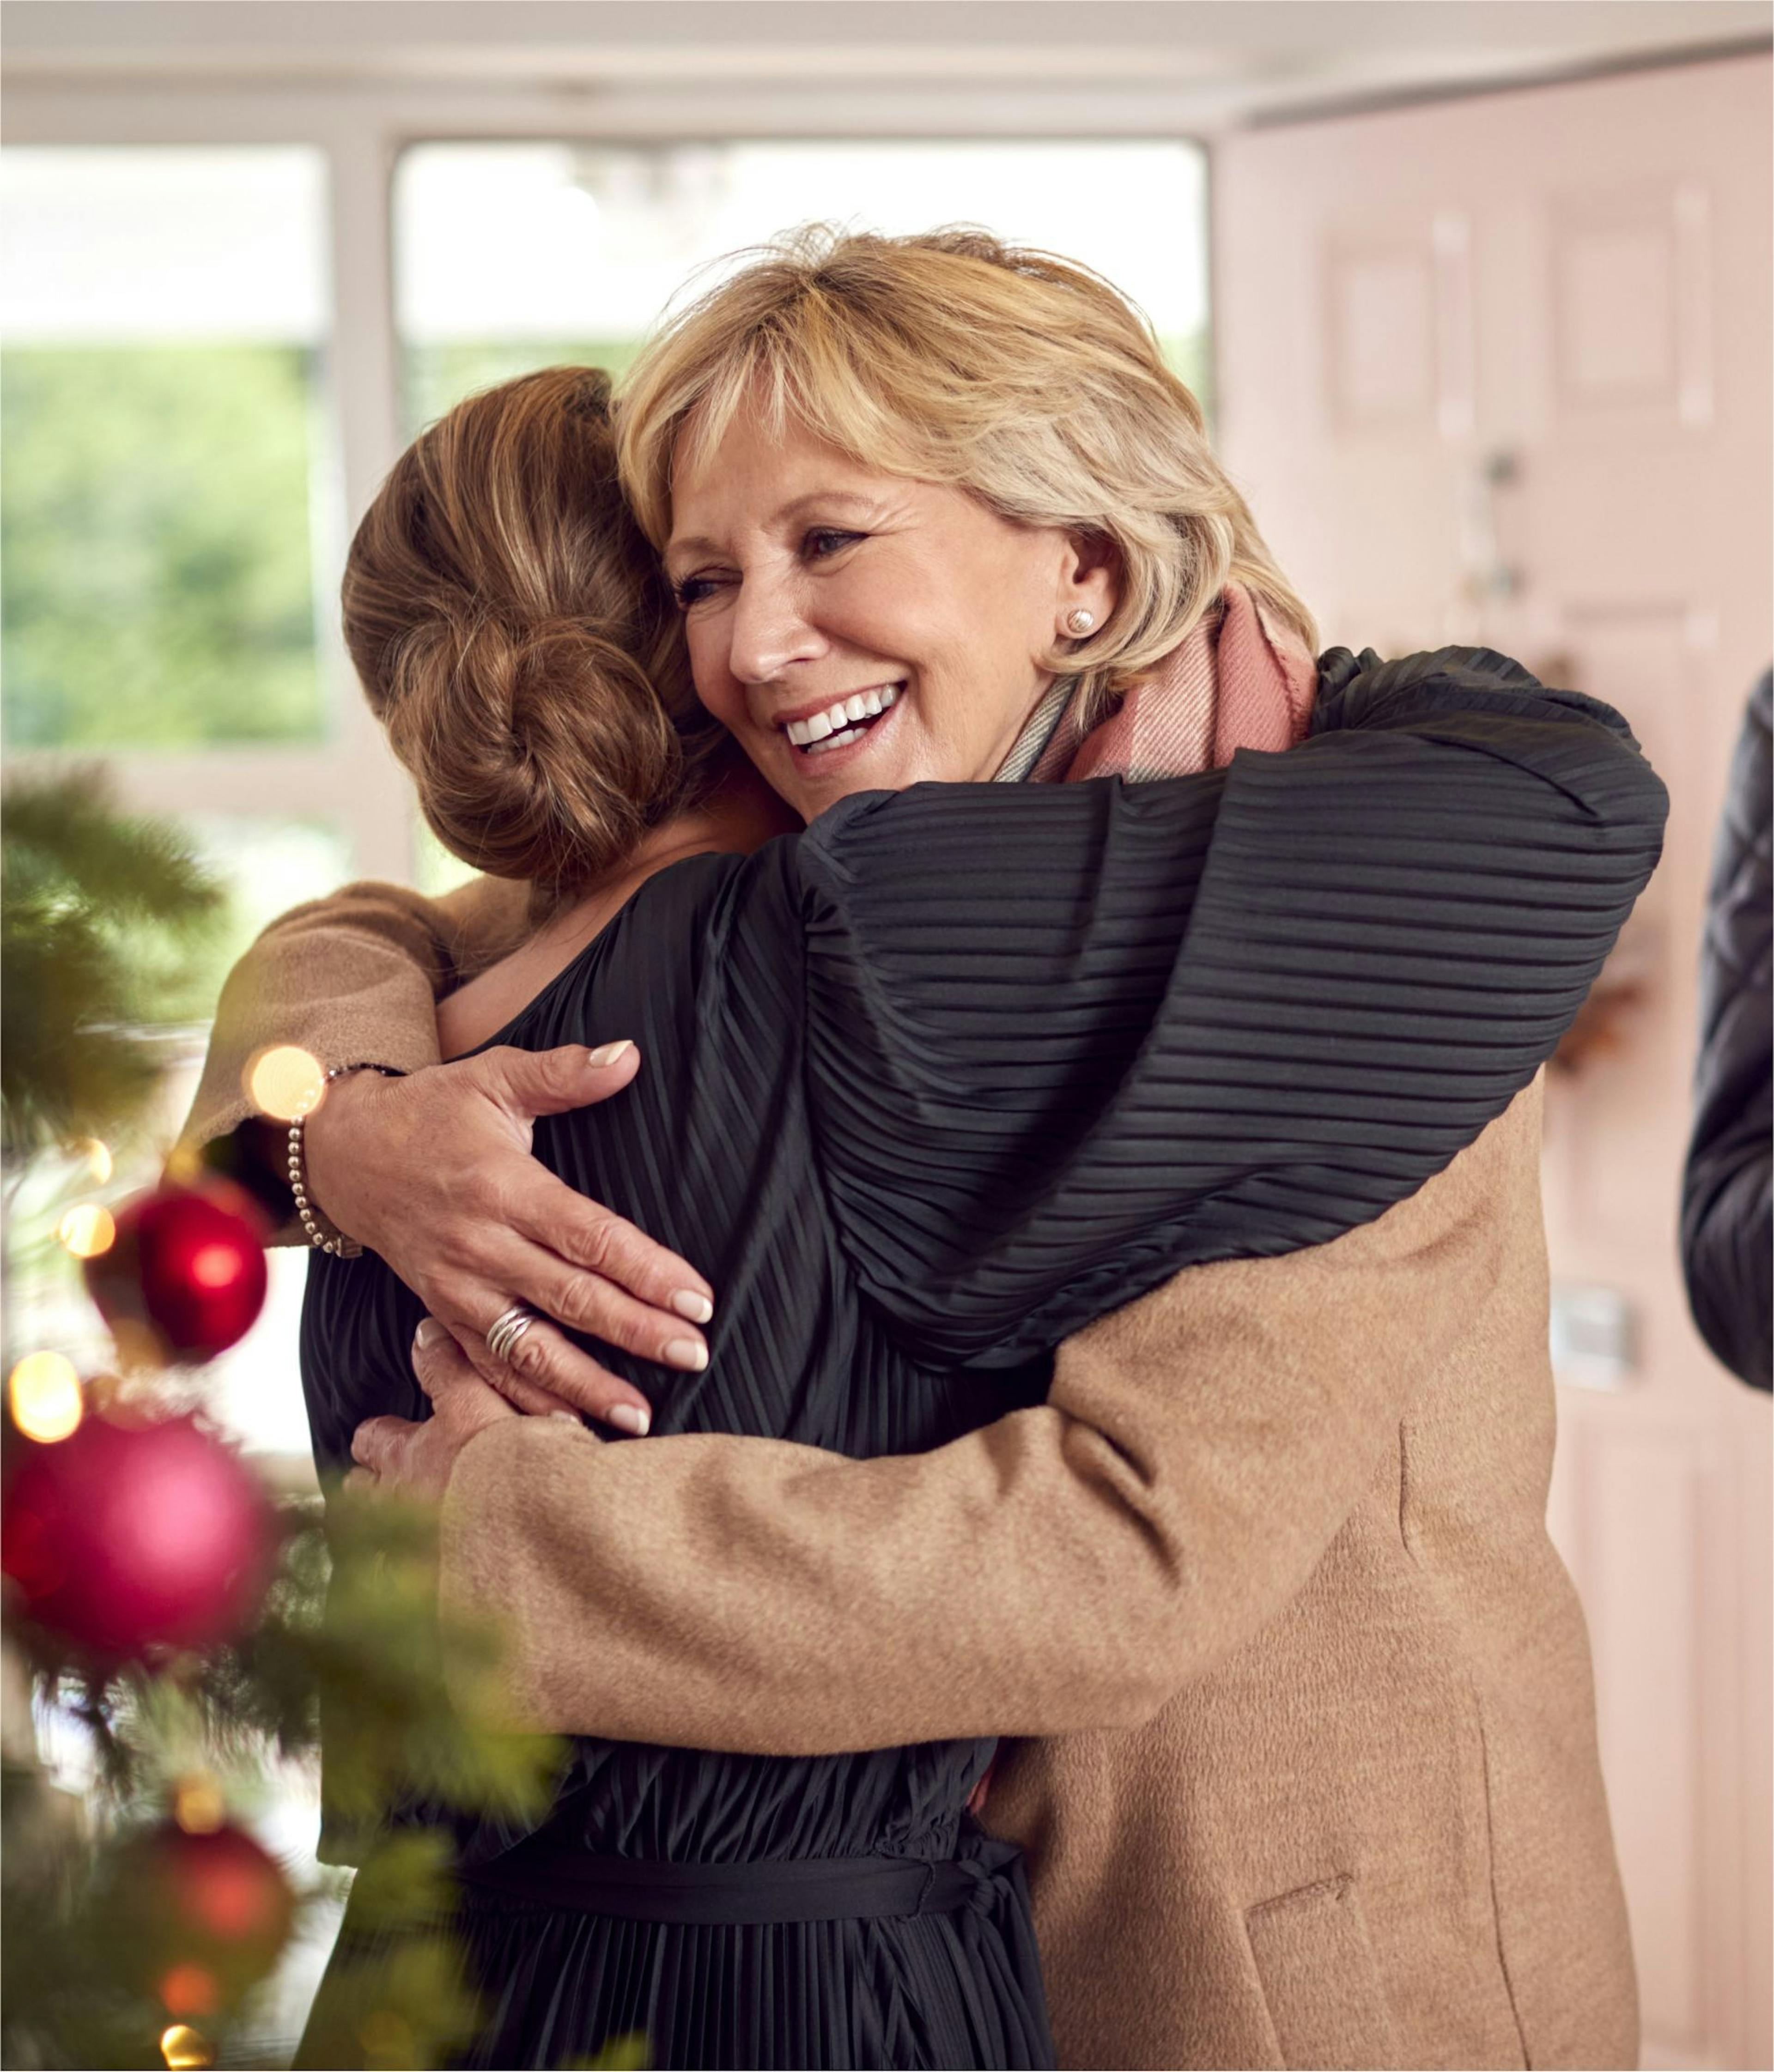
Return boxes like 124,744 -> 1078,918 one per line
996,582 -> 1317,787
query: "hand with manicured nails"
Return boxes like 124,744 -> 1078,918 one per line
303,1041 -> 707,1432
349,1318 -> 540,1504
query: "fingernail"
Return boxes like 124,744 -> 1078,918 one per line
608,1404 -> 650,1436
670,1290 -> 714,1325
549,1411 -> 582,1425
587,1040 -> 634,1069
664,1339 -> 709,1373
414,1317 -> 444,1347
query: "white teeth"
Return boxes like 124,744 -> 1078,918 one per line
806,725 -> 865,755
784,684 -> 902,747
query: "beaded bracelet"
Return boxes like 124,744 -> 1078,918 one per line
287,1062 -> 406,1256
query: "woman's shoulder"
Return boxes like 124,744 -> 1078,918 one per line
1310,643 -> 1638,742
494,839 -> 807,1057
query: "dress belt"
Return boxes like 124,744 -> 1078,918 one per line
458,1833 -> 1030,1928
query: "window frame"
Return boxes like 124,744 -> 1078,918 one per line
2,76 -> 1212,889
0,77 -> 1211,1474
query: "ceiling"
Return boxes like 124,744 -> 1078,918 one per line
5,0 -> 1769,126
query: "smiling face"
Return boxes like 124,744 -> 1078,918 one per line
664,412 -> 1118,819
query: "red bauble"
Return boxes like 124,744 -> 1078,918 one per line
1,1414 -> 275,1659
84,1182 -> 267,1364
108,1821 -> 295,2011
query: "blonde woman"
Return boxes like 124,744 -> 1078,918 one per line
191,233 -> 1659,2071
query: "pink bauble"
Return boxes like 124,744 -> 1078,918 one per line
1,1414 -> 275,1659
110,1821 -> 296,2011
85,1182 -> 268,1363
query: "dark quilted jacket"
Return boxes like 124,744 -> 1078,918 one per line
1682,670 -> 1772,1389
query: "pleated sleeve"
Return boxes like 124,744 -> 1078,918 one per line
789,655 -> 1667,1364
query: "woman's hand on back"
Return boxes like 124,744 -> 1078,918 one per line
303,1042 -> 712,1433
348,1317 -> 542,1506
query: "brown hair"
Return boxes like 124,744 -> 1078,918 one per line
619,226 -> 1316,726
343,365 -> 717,903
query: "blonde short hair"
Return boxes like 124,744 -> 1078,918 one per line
617,225 -> 1316,722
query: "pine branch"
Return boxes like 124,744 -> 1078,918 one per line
1,769 -> 224,1157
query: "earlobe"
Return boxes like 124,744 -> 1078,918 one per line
1060,530 -> 1122,637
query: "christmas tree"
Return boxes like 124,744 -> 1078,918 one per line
1,773 -> 589,2069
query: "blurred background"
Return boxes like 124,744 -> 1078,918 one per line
2,4 -> 1768,2066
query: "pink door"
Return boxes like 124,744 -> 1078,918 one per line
1215,54 -> 1772,2071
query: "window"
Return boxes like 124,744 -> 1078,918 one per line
3,129 -> 1213,1473
395,139 -> 1210,429
1,146 -> 362,1471
2,148 -> 334,750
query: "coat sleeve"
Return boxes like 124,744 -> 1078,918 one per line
177,874 -> 532,1223
439,1083 -> 1530,1748
1681,671 -> 1773,1389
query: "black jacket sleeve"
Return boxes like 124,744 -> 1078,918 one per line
1681,670 -> 1772,1390
796,646 -> 1668,1364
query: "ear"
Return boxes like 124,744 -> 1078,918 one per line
1054,530 -> 1122,642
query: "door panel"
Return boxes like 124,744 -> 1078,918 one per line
1216,55 -> 1773,2071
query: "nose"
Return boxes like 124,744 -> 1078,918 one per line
727,563 -> 826,686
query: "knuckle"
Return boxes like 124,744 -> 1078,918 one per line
507,1331 -> 552,1382
574,1217 -> 618,1275
547,1276 -> 609,1334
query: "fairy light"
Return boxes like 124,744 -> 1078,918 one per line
173,1775 -> 226,1835
56,1203 -> 116,1258
244,1045 -> 325,1124
159,2022 -> 215,2069
73,1137 -> 114,1184
7,1352 -> 83,1442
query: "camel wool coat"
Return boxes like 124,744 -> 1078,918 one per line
431,1079 -> 1637,2072
183,881 -> 1639,2069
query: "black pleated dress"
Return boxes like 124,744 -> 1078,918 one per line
297,650 -> 1666,2071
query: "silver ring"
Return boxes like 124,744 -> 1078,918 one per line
486,1301 -> 539,1366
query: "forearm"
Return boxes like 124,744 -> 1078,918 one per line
179,874 -> 531,1159
444,1407 -> 1173,1750
439,1084 -> 1516,1750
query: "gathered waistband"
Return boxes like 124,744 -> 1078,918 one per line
458,1835 -> 1029,1928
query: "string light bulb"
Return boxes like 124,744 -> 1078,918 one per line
7,1351 -> 83,1442
173,1775 -> 226,1836
57,1203 -> 116,1259
160,2025 -> 214,2070
73,1138 -> 114,1184
244,1045 -> 324,1124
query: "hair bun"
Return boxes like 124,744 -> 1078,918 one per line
385,612 -> 680,889
342,366 -> 710,900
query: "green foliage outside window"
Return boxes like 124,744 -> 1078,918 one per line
1,345 -> 323,750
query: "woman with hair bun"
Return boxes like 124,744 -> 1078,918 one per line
189,231 -> 1659,2071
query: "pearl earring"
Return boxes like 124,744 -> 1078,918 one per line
1066,608 -> 1096,636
